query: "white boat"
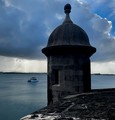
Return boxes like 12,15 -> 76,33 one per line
28,77 -> 38,83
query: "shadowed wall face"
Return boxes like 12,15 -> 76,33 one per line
42,4 -> 96,105
48,55 -> 91,103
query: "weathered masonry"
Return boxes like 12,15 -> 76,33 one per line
42,4 -> 96,105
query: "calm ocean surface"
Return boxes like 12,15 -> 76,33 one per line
0,73 -> 115,120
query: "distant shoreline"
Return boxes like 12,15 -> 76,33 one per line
0,72 -> 115,76
92,73 -> 115,76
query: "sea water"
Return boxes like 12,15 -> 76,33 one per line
91,74 -> 115,89
0,73 -> 47,120
0,73 -> 115,120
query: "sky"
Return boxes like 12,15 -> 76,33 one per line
0,0 -> 115,73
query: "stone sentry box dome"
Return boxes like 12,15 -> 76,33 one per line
42,4 -> 96,105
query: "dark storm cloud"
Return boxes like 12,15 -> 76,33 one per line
0,0 -> 68,59
0,0 -> 46,59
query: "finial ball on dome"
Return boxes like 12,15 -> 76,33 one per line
64,3 -> 71,14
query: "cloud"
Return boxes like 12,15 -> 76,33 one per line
89,15 -> 115,61
86,0 -> 115,33
0,0 -> 47,59
91,61 -> 115,74
0,0 -> 114,63
0,56 -> 47,72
